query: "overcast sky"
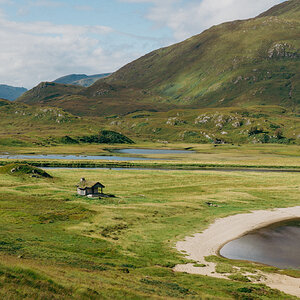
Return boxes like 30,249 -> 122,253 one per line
0,0 -> 285,88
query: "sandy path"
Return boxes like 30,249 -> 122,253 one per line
174,206 -> 300,298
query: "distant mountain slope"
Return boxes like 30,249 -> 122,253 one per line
0,84 -> 27,101
16,82 -> 83,105
17,0 -> 300,115
53,73 -> 111,87
16,82 -> 172,116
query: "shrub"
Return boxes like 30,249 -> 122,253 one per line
79,130 -> 134,144
228,274 -> 251,282
248,126 -> 264,136
59,135 -> 79,144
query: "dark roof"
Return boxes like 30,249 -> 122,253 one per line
77,181 -> 105,189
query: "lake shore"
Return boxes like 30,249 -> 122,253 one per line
174,206 -> 300,298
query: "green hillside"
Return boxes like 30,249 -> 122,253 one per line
17,82 -> 83,105
16,0 -> 300,116
16,81 -> 172,116
1,98 -> 299,145
0,98 -> 85,146
0,99 -> 140,146
107,106 -> 300,145
93,0 -> 299,109
258,0 -> 300,17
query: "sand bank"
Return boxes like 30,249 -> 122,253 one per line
174,206 -> 300,298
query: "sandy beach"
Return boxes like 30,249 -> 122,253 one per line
174,206 -> 300,298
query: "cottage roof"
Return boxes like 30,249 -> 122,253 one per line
77,181 -> 105,189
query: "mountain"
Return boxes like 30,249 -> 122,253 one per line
17,0 -> 300,115
0,84 -> 27,101
90,0 -> 299,109
53,73 -> 111,87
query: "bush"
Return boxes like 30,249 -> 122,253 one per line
248,126 -> 264,136
228,274 -> 251,282
59,135 -> 79,144
79,130 -> 134,144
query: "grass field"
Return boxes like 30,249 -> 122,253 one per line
0,166 -> 299,299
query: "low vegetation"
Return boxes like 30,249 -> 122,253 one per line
0,1 -> 299,298
0,166 -> 299,299
78,130 -> 134,144
0,100 -> 299,146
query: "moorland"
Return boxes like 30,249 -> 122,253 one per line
0,0 -> 299,299
0,165 -> 300,299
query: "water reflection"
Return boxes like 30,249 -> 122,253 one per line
0,154 -> 153,161
113,148 -> 194,154
220,219 -> 300,269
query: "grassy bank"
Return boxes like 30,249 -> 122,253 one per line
1,159 -> 300,171
0,167 -> 299,299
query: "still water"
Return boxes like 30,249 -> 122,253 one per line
0,148 -> 193,161
0,154 -> 155,161
220,219 -> 300,269
113,148 -> 194,154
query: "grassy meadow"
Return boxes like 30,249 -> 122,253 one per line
0,166 -> 299,299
